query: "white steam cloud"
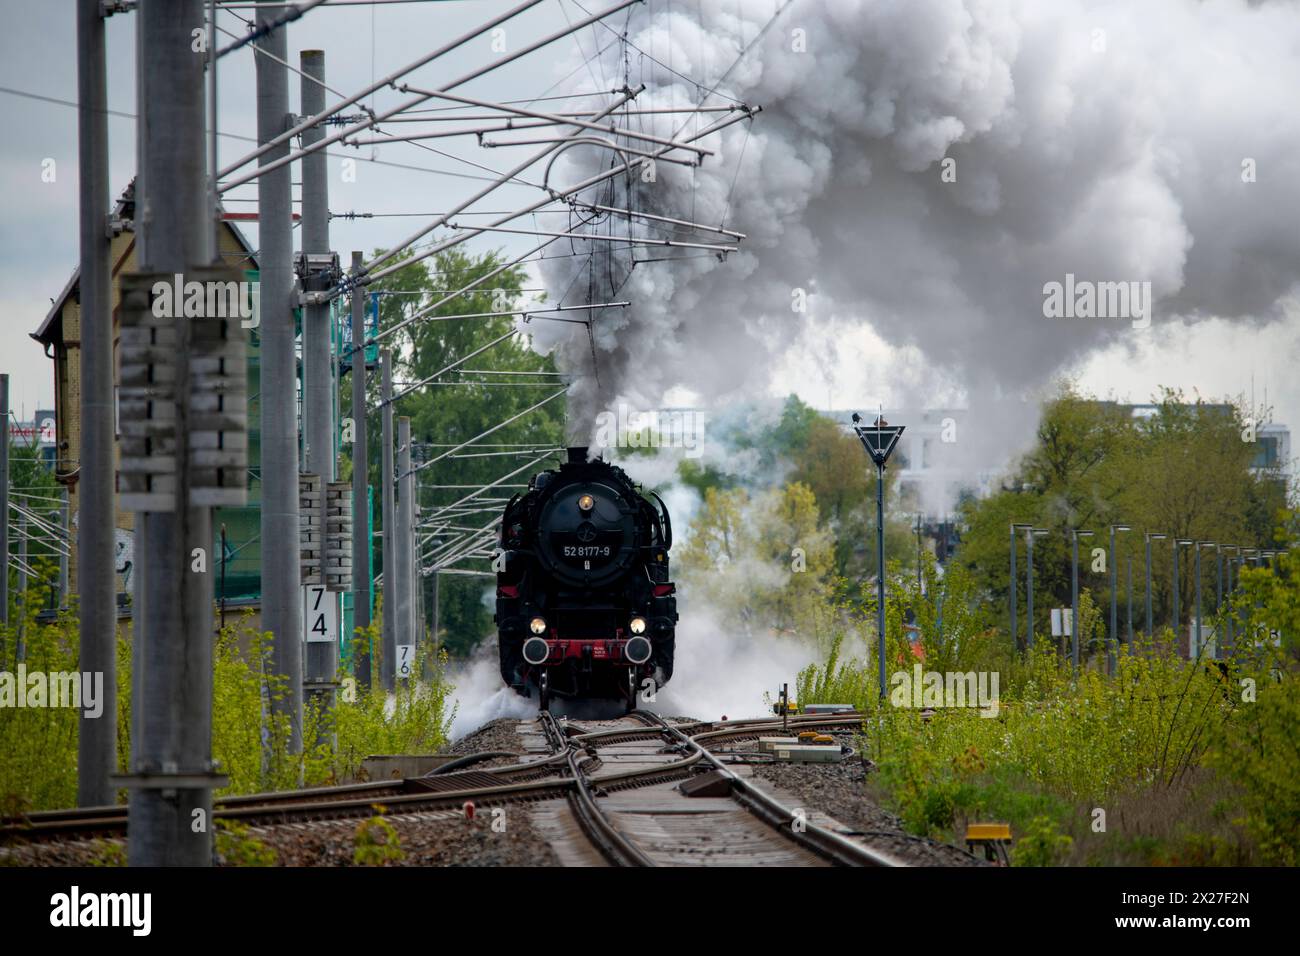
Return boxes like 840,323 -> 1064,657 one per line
532,0 -> 1300,469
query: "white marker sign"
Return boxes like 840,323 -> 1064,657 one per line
396,644 -> 414,678
302,585 -> 338,644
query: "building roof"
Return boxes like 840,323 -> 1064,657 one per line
31,178 -> 259,348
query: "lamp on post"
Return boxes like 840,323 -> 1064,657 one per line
1222,545 -> 1240,654
1026,528 -> 1049,651
1200,541 -> 1219,659
853,413 -> 904,701
1126,551 -> 1134,646
1011,523 -> 1033,650
1109,524 -> 1131,674
1173,539 -> 1193,645
914,512 -> 924,592
1145,533 -> 1166,641
1071,529 -> 1094,672
1193,542 -> 1215,659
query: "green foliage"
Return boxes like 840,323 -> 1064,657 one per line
361,247 -> 565,656
956,384 -> 1288,648
325,642 -> 455,785
678,483 -> 837,640
0,608 -> 112,811
676,458 -> 739,497
353,806 -> 404,866
3,436 -> 63,620
1205,672 -> 1300,865
1012,815 -> 1074,867
87,840 -> 127,867
214,819 -> 277,866
1,612 -> 453,812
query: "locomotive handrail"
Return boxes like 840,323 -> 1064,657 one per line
649,490 -> 672,548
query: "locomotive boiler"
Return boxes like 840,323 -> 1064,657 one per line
495,447 -> 677,710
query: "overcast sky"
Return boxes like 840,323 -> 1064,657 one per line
1,0 -> 1296,470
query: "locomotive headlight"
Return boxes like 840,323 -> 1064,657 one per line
578,493 -> 595,512
529,616 -> 548,635
629,616 -> 647,635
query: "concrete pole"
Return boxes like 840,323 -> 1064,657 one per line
300,50 -> 332,482
1026,529 -> 1036,651
874,461 -> 886,699
300,49 -> 335,721
409,450 -> 420,650
1145,536 -> 1154,639
1008,524 -> 1017,651
1,373 -> 8,627
380,350 -> 395,690
59,489 -> 69,608
1108,526 -> 1117,674
76,0 -> 117,808
349,253 -> 371,687
1070,532 -> 1080,671
129,0 -> 215,865
1172,542 -> 1181,639
1194,543 -> 1203,659
1126,553 -> 1133,645
431,569 -> 439,651
256,3 -> 303,751
396,417 -> 414,666
1216,546 -> 1224,613
16,512 -> 27,660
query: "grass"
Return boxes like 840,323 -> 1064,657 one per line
799,626 -> 1294,865
0,607 -> 455,814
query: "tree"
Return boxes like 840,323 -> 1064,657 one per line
359,248 -> 565,656
956,384 -> 1288,651
677,482 -> 836,639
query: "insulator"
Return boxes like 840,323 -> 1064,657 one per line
325,481 -> 353,592
118,274 -> 179,512
300,473 -> 323,584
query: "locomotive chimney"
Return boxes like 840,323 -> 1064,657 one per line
567,446 -> 589,464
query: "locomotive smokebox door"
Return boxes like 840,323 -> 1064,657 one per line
536,482 -> 637,589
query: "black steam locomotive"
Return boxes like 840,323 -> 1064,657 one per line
495,447 -> 677,710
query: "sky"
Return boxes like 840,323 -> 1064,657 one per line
0,0 -> 1296,483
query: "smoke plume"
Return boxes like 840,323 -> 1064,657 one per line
532,0 -> 1300,469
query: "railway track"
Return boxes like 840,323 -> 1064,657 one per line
539,710 -> 904,867
1,711 -> 904,866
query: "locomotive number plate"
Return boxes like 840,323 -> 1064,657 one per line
564,545 -> 611,557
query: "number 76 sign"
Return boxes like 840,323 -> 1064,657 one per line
302,585 -> 338,644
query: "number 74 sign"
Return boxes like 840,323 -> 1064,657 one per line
302,585 -> 338,644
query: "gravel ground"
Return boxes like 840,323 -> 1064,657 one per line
243,806 -> 560,866
3,719 -> 557,868
449,717 -> 528,755
445,717 -> 536,770
3,718 -> 980,867
750,733 -> 987,867
2,807 -> 561,867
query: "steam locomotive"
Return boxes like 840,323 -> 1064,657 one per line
494,447 -> 677,710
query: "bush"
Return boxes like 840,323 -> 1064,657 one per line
1204,673 -> 1300,865
214,820 -> 277,867
353,806 -> 404,866
1013,815 -> 1074,867
1,611 -> 454,812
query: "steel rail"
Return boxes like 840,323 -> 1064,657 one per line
633,710 -> 906,868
